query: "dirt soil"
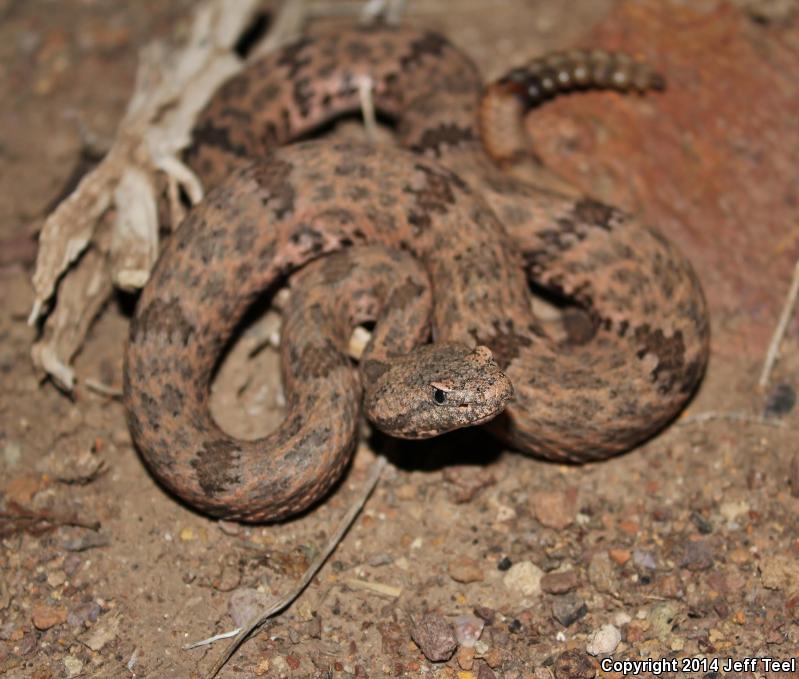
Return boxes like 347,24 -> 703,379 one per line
2,1 -> 799,678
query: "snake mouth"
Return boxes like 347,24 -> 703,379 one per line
469,410 -> 506,427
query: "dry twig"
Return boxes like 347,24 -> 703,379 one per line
358,78 -> 378,143
83,379 -> 123,398
344,577 -> 402,598
678,410 -> 785,428
0,502 -> 101,538
184,628 -> 241,651
759,256 -> 799,388
28,0 -> 265,389
200,456 -> 386,679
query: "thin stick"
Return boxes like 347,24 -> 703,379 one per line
203,456 -> 386,679
344,577 -> 402,598
184,628 -> 241,650
0,503 -> 102,537
759,257 -> 799,388
678,410 -> 784,428
359,0 -> 407,24
358,77 -> 377,143
83,378 -> 123,398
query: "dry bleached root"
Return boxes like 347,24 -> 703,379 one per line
28,0 -> 263,389
27,0 -> 406,391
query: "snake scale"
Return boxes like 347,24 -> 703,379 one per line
123,26 -> 710,521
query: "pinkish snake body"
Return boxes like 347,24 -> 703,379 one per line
123,26 -> 710,521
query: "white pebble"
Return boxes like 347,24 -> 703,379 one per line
453,614 -> 485,647
612,611 -> 632,627
586,624 -> 621,656
502,561 -> 543,597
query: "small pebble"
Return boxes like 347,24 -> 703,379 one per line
496,556 -> 512,571
473,606 -> 495,624
63,533 -> 110,552
586,624 -> 621,656
612,611 -> 632,627
670,636 -> 685,651
83,612 -> 120,651
608,548 -> 631,566
63,554 -> 82,576
449,557 -> 485,583
477,665 -> 496,679
217,520 -> 242,536
304,615 -> 322,639
681,539 -> 714,571
443,466 -> 496,503
760,554 -> 799,590
38,437 -> 106,484
719,500 -> 749,522
648,601 -> 679,640
454,614 -> 485,647
531,490 -> 575,529
763,382 -> 796,417
483,647 -> 502,669
67,601 -> 101,627
64,656 -> 83,678
212,562 -> 241,592
457,645 -> 475,670
541,569 -> 578,594
632,549 -> 657,571
552,594 -> 588,627
368,553 -> 394,567
410,613 -> 457,662
47,570 -> 66,588
4,473 -> 46,505
377,621 -> 405,655
17,631 -> 37,656
270,656 -> 289,674
554,649 -> 596,678
32,604 -> 67,630
690,511 -> 713,534
0,622 -> 19,641
502,561 -> 543,597
588,552 -> 619,594
228,588 -> 272,628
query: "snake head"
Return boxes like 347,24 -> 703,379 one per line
362,343 -> 513,439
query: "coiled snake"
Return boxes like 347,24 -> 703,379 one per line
123,26 -> 710,521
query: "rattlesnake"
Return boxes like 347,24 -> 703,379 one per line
123,26 -> 709,521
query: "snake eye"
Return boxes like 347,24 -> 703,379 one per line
433,388 -> 448,405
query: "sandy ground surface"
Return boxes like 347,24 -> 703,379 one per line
1,1 -> 799,678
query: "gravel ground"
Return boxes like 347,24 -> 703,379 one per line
1,1 -> 798,677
